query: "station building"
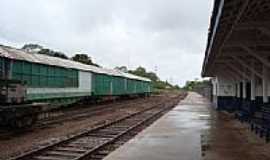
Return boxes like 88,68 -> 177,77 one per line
202,0 -> 270,110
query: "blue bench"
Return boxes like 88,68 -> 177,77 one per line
250,105 -> 270,142
235,102 -> 254,123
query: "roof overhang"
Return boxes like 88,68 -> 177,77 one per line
202,0 -> 270,78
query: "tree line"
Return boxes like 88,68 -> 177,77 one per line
22,44 -> 99,67
115,66 -> 180,90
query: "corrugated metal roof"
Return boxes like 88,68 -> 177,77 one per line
0,45 -> 151,82
121,71 -> 151,82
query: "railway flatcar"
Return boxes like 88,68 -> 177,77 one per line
0,45 -> 152,127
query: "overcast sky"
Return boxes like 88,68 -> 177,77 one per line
0,0 -> 213,86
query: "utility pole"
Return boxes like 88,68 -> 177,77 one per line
154,65 -> 158,73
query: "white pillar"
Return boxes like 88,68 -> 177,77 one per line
215,78 -> 219,96
216,83 -> 219,96
251,73 -> 256,101
235,83 -> 238,97
237,82 -> 240,98
212,81 -> 216,96
263,65 -> 269,103
251,61 -> 256,101
242,80 -> 246,99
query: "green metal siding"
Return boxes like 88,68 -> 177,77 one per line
11,60 -> 78,88
136,81 -> 142,93
112,76 -> 125,95
126,79 -> 151,94
92,74 -> 112,96
133,80 -> 151,94
142,82 -> 149,93
27,92 -> 90,101
9,59 -> 152,97
92,74 -> 150,96
0,56 -> 151,105
127,79 -> 136,94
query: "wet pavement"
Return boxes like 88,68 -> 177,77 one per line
104,92 -> 270,160
104,92 -> 211,160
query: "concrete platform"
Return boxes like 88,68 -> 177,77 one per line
104,92 -> 211,160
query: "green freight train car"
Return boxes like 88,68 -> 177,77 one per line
0,45 -> 152,127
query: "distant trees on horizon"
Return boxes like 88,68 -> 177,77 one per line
22,43 -> 99,67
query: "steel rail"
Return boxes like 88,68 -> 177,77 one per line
10,96 -> 181,160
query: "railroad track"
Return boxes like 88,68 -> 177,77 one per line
0,97 -> 158,139
36,97 -> 154,127
10,96 -> 181,160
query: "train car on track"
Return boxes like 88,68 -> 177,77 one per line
0,45 -> 152,128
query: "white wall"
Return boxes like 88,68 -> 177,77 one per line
78,71 -> 92,93
212,74 -> 270,99
212,76 -> 236,97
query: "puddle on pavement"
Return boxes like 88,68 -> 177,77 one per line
103,93 -> 215,160
170,96 -> 213,160
200,129 -> 211,158
199,114 -> 211,120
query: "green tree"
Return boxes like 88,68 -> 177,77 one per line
147,72 -> 159,82
183,79 -> 210,91
71,53 -> 100,67
115,66 -> 179,91
22,43 -> 69,59
128,66 -> 159,82
115,66 -> 128,72
22,44 -> 43,50
38,48 -> 68,59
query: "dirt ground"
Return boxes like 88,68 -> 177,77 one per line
203,110 -> 270,160
0,93 -> 179,160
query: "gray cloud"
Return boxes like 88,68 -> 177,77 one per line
0,0 -> 213,86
